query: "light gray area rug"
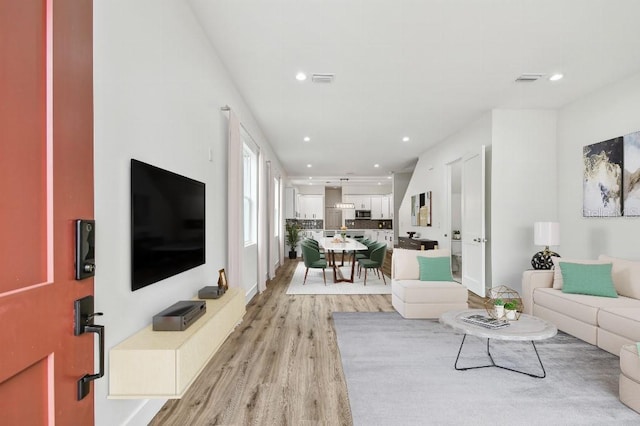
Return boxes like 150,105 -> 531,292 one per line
333,312 -> 640,426
286,261 -> 391,295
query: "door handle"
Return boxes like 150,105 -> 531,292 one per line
74,295 -> 105,400
77,324 -> 104,401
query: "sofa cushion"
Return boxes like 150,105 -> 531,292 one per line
599,255 -> 640,299
417,256 -> 453,282
392,248 -> 450,280
598,307 -> 640,342
551,257 -> 608,289
392,279 -> 467,304
559,262 -> 618,298
533,288 -> 640,326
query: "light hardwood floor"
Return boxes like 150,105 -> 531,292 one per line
149,259 -> 393,425
150,258 -> 482,425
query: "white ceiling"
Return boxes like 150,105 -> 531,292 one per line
190,0 -> 640,187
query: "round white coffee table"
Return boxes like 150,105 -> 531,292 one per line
440,309 -> 557,378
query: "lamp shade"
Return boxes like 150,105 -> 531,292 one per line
534,222 -> 560,246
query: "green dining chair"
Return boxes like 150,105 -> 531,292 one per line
301,242 -> 328,285
357,242 -> 387,286
354,238 -> 375,262
301,239 -> 325,259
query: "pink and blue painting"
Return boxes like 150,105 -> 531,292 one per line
623,131 -> 640,216
583,137 -> 623,217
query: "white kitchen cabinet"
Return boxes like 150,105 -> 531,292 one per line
371,196 -> 390,219
343,209 -> 355,221
298,195 -> 324,219
342,200 -> 355,221
366,230 -> 385,246
301,230 -> 323,241
385,230 -> 394,249
341,195 -> 356,221
344,194 -> 371,210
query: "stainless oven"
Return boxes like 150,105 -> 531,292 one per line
355,210 -> 371,219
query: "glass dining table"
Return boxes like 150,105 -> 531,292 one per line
320,237 -> 368,283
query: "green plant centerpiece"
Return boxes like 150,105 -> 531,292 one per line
493,298 -> 505,319
340,225 -> 348,240
483,285 -> 523,320
504,301 -> 518,320
286,222 -> 302,259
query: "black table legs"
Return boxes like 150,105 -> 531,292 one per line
453,334 -> 547,378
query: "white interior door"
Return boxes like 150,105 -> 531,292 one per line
461,146 -> 487,297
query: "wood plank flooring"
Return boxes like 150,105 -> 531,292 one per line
149,258 -> 483,425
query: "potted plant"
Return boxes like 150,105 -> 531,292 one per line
493,298 -> 505,319
286,223 -> 302,259
504,301 -> 517,320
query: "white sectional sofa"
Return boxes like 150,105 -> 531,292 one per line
522,254 -> 640,414
391,248 -> 468,319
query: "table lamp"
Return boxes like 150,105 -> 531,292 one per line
531,222 -> 561,270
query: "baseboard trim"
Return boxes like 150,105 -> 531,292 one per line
122,399 -> 166,426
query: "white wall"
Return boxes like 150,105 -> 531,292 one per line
342,184 -> 392,194
400,112 -> 492,246
490,109 -> 557,290
243,245 -> 258,301
93,1 -> 283,425
557,72 -> 640,259
400,109 -> 557,293
297,186 -> 325,195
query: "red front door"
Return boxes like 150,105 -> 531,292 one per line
0,0 -> 94,424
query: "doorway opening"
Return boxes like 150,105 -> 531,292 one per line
448,159 -> 463,282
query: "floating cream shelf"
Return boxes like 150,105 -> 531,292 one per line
108,287 -> 245,399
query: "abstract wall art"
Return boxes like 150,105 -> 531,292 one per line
623,131 -> 640,217
583,137 -> 623,217
410,191 -> 432,226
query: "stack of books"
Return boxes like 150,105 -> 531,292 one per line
461,314 -> 510,329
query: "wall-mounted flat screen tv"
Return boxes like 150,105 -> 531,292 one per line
131,159 -> 205,291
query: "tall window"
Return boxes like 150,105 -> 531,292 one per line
273,177 -> 280,238
243,143 -> 257,246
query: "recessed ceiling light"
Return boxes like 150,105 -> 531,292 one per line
387,176 -> 392,179
402,136 -> 410,142
303,136 -> 310,142
549,73 -> 564,81
307,164 -> 312,168
296,72 -> 307,81
374,164 -> 380,168
377,182 -> 381,185
308,176 -> 312,179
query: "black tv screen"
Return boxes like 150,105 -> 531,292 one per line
131,159 -> 205,291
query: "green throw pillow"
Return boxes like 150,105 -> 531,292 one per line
417,256 -> 453,282
560,262 -> 618,298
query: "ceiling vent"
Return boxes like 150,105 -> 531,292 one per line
515,73 -> 545,82
312,73 -> 335,83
